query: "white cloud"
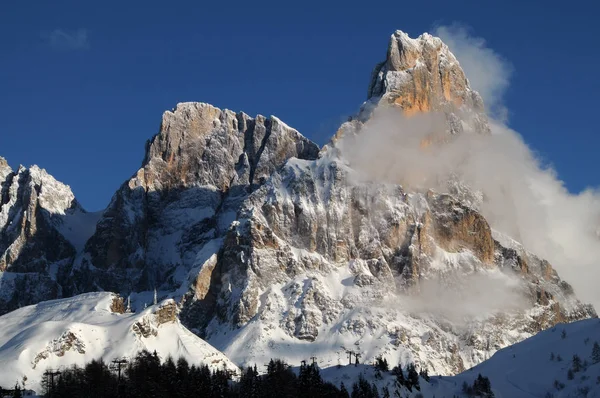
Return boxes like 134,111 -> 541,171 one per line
339,25 -> 600,310
434,23 -> 512,122
42,29 -> 90,51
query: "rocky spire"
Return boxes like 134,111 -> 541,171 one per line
367,30 -> 485,114
327,30 -> 490,150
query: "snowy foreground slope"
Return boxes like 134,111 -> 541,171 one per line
459,317 -> 600,398
317,318 -> 600,397
0,292 -> 238,392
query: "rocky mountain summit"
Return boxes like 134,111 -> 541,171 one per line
0,30 -> 595,377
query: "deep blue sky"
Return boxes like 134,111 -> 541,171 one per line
1,1 -> 598,211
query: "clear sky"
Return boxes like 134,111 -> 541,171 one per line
1,0 -> 598,211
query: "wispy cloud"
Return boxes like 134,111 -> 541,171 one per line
339,24 -> 600,310
434,23 -> 513,122
42,28 -> 90,51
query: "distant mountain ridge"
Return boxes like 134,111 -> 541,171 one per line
0,30 -> 595,386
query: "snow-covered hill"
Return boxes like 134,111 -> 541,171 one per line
452,317 -> 600,397
0,292 -> 238,392
317,317 -> 600,397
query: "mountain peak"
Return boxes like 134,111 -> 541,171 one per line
137,101 -> 319,192
367,30 -> 485,116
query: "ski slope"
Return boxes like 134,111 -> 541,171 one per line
316,317 -> 600,397
0,292 -> 238,393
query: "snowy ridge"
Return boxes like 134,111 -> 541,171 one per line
324,317 -> 600,397
0,292 -> 238,392
194,150 -> 592,377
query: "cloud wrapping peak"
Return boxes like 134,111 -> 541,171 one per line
42,29 -> 90,51
340,25 -> 600,310
434,24 -> 512,122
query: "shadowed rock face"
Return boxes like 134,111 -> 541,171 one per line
0,163 -> 82,313
0,31 -> 595,376
76,103 -> 320,294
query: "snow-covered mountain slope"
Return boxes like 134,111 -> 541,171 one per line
0,160 -> 95,313
0,30 -> 596,384
319,317 -> 600,397
0,292 -> 238,392
193,153 -> 593,376
450,317 -> 600,397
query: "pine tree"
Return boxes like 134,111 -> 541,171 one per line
375,356 -> 389,372
371,382 -> 380,398
567,369 -> 574,380
162,356 -> 178,397
419,366 -> 430,382
572,354 -> 582,372
340,382 -> 350,398
550,352 -> 555,361
351,374 -> 377,398
382,386 -> 391,398
393,364 -> 406,389
12,383 -> 22,398
592,341 -> 600,364
407,363 -> 420,391
462,381 -> 473,396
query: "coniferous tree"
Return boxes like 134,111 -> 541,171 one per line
239,365 -> 262,398
572,354 -> 582,372
382,385 -> 391,398
162,356 -> 178,397
263,359 -> 297,398
392,363 -> 405,388
419,366 -> 430,382
592,341 -> 600,364
406,363 -> 420,391
472,374 -> 494,397
339,382 -> 350,398
370,382 -> 380,398
351,374 -> 378,398
463,380 -> 473,396
375,356 -> 389,372
176,357 -> 192,397
211,367 -> 231,398
12,383 -> 22,398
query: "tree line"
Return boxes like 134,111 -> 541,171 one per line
24,350 -> 495,397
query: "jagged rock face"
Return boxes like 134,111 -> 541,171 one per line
368,31 -> 483,113
181,155 -> 594,374
132,300 -> 179,338
32,331 -> 86,369
0,162 -> 85,313
76,103 -> 319,294
0,165 -> 77,272
0,31 -> 596,377
329,31 -> 489,149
